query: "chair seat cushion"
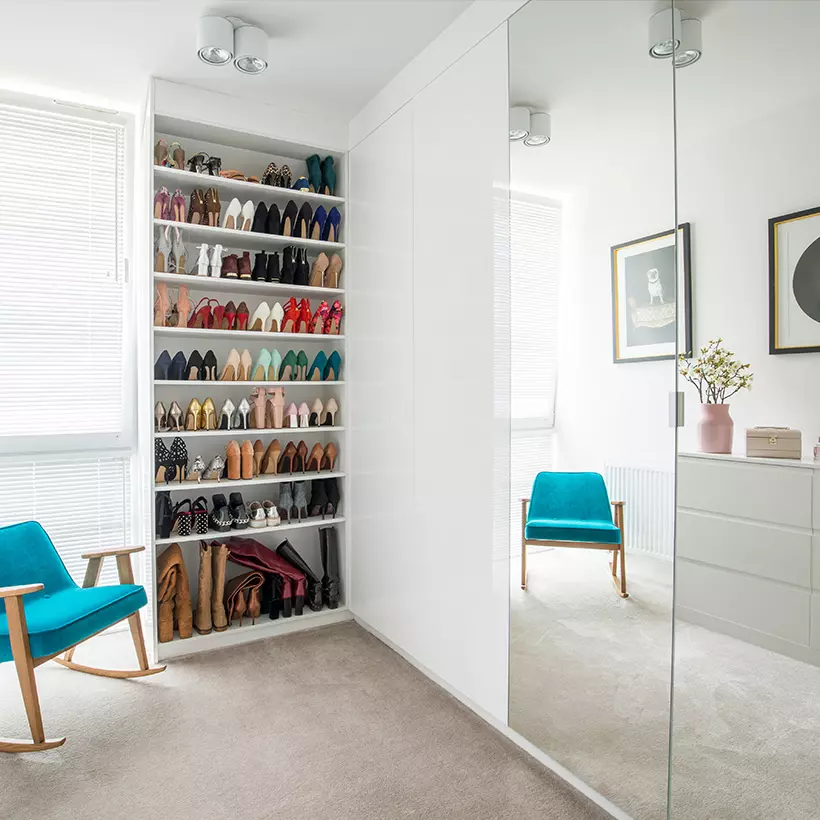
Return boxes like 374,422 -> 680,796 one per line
525,517 -> 621,545
0,584 -> 146,663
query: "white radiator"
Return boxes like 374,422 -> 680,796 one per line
604,464 -> 675,561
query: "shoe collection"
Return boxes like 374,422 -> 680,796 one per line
156,237 -> 343,290
155,394 -> 338,433
156,527 -> 340,641
157,480 -> 340,540
154,284 -> 344,336
154,140 -> 337,196
154,437 -> 339,484
155,348 -> 342,383
154,186 -> 342,243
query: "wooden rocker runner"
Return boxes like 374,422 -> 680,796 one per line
0,522 -> 165,753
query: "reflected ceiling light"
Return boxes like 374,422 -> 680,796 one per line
648,7 -> 682,59
523,111 -> 551,147
674,18 -> 703,67
510,106 -> 530,141
197,15 -> 234,65
233,23 -> 269,74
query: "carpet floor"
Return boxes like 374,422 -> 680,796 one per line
0,621 -> 608,820
510,549 -> 820,820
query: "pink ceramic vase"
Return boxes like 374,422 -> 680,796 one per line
698,403 -> 733,454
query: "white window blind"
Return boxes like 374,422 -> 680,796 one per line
0,103 -> 127,442
0,456 -> 133,586
0,98 -> 134,598
510,194 -> 562,552
511,195 -> 561,427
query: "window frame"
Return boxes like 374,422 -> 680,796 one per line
0,91 -> 136,458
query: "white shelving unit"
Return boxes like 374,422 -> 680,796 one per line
150,114 -> 349,662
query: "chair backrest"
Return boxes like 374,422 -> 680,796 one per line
0,522 -> 76,613
529,472 -> 613,523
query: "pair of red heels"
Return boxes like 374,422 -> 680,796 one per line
188,298 -> 250,330
282,297 -> 343,335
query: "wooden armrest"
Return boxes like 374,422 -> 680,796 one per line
611,501 -> 625,507
81,546 -> 145,560
0,583 -> 44,599
521,498 -> 530,503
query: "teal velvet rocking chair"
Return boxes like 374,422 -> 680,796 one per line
521,472 -> 627,598
0,521 -> 165,753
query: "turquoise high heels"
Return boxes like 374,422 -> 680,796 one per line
251,349 -> 272,381
324,350 -> 342,381
306,351 -> 328,382
270,349 -> 283,381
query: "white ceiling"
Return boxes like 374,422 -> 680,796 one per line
0,1 -> 471,117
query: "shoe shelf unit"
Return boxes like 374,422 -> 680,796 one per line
154,271 -> 343,297
154,218 -> 344,253
150,113 -> 349,662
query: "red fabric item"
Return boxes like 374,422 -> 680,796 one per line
225,536 -> 306,601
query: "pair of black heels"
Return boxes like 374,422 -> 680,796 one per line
155,437 -> 188,483
155,349 -> 217,381
248,247 -> 309,285
187,153 -> 221,176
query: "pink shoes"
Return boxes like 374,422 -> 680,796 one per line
154,283 -> 169,327
153,187 -> 171,220
171,188 -> 187,222
325,300 -> 343,335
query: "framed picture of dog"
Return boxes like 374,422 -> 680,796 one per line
611,223 -> 692,363
769,206 -> 820,354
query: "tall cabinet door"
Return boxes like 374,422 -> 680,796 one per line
348,107 -> 415,633
411,25 -> 510,721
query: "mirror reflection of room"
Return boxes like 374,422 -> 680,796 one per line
508,2 -> 676,819
671,1 -> 820,819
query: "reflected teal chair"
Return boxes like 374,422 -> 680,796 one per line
0,521 -> 165,753
521,472 -> 627,598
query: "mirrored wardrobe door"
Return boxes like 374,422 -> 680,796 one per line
670,1 -> 820,819
507,2 -> 677,818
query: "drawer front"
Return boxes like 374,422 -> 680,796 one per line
677,509 -> 811,588
676,560 -> 810,645
678,457 -> 812,528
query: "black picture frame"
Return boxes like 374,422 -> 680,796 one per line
610,223 -> 692,364
768,206 -> 820,355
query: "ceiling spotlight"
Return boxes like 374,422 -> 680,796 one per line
674,18 -> 702,67
524,112 -> 551,147
233,24 -> 269,74
510,106 -> 530,141
648,7 -> 682,59
197,15 -> 234,66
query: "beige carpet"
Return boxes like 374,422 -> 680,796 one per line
511,549 -> 820,820
0,622 -> 608,820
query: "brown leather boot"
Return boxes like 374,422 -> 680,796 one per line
211,542 -> 229,632
195,541 -> 213,635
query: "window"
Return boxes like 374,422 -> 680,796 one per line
510,194 -> 562,553
0,96 -> 135,588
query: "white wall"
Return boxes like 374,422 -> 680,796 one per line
349,26 -> 510,722
512,0 -> 820,473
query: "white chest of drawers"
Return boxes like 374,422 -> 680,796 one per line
677,452 -> 820,665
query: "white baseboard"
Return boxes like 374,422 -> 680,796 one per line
354,615 -> 631,820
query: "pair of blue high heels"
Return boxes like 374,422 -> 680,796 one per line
309,205 -> 342,244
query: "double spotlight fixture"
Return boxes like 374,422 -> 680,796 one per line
509,108 -> 551,147
197,15 -> 269,75
648,7 -> 702,67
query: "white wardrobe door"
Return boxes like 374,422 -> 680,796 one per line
411,25 -> 510,721
348,106 -> 415,629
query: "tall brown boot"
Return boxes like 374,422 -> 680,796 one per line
211,542 -> 229,632
195,540 -> 213,635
